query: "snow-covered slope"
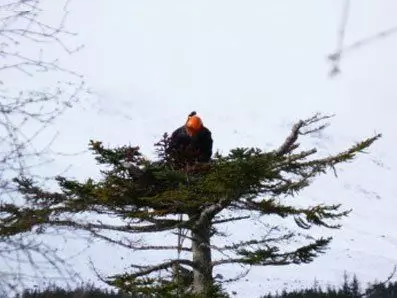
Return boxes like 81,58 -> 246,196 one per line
19,1 -> 397,297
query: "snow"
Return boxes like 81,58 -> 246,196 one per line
7,0 -> 397,297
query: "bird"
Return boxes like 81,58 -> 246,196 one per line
166,111 -> 213,168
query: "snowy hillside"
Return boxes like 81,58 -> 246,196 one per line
13,1 -> 397,297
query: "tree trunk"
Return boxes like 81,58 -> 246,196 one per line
191,217 -> 213,296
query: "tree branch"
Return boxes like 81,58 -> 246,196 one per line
213,237 -> 331,267
276,120 -> 304,156
211,215 -> 250,225
112,259 -> 195,279
47,219 -> 182,234
195,197 -> 230,228
218,233 -> 295,252
89,229 -> 191,252
276,113 -> 334,156
213,258 -> 288,267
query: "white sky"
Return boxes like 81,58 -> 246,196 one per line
12,1 -> 397,297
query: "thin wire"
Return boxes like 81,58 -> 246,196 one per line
329,0 -> 351,76
176,212 -> 182,296
344,25 -> 397,54
337,0 -> 351,53
176,163 -> 190,296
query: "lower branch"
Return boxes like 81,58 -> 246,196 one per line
112,259 -> 195,279
212,237 -> 331,267
48,219 -> 183,234
211,215 -> 250,225
212,258 -> 289,267
89,230 -> 191,252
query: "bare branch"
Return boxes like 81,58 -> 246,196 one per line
276,113 -> 334,156
0,0 -> 86,291
212,215 -> 250,225
212,257 -> 283,267
89,229 -> 191,252
111,259 -> 195,280
276,120 -> 304,156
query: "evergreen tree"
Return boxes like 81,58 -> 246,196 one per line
350,275 -> 360,297
0,114 -> 380,297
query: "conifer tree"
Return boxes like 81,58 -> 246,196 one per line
0,114 -> 380,297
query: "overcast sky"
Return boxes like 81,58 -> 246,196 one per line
48,0 -> 397,157
16,1 -> 397,296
